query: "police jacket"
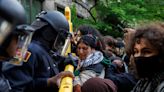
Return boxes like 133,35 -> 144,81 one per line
0,63 -> 11,92
2,40 -> 61,92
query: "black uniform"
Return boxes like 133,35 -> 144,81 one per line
3,40 -> 61,92
0,0 -> 27,92
0,62 -> 11,92
3,10 -> 69,92
105,64 -> 137,92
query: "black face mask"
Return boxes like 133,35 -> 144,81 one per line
134,55 -> 163,78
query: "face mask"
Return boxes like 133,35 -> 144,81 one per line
134,55 -> 162,78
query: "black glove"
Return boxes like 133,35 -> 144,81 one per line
63,53 -> 78,69
50,50 -> 65,63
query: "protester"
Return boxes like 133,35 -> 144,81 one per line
104,31 -> 137,92
111,57 -> 125,73
115,37 -> 125,57
123,28 -> 136,65
81,77 -> 117,92
105,58 -> 137,92
73,35 -> 110,92
103,35 -> 116,58
128,22 -> 164,92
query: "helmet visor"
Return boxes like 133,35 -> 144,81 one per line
52,29 -> 70,54
58,28 -> 70,40
9,32 -> 33,65
52,34 -> 66,54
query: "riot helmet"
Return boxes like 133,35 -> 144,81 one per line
0,0 -> 26,45
32,11 -> 69,53
0,24 -> 34,65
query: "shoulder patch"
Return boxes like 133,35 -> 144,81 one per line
23,51 -> 31,62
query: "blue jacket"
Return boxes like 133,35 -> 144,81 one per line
2,40 -> 61,92
0,62 -> 11,92
105,64 -> 137,92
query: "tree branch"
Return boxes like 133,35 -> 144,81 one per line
89,0 -> 98,11
73,0 -> 97,23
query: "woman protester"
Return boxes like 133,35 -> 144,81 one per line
73,35 -> 112,92
128,22 -> 164,92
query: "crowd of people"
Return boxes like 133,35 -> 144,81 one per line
0,0 -> 164,92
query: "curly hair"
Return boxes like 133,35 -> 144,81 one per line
127,22 -> 164,57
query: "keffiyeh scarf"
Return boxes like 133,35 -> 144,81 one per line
80,51 -> 104,68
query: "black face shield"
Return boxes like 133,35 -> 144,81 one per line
52,28 -> 70,54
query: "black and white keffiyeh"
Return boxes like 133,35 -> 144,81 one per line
80,51 -> 104,68
131,72 -> 164,92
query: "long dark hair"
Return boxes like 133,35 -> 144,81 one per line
77,24 -> 106,52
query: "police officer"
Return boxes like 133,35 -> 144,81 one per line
0,0 -> 32,92
3,11 -> 74,92
0,0 -> 26,45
